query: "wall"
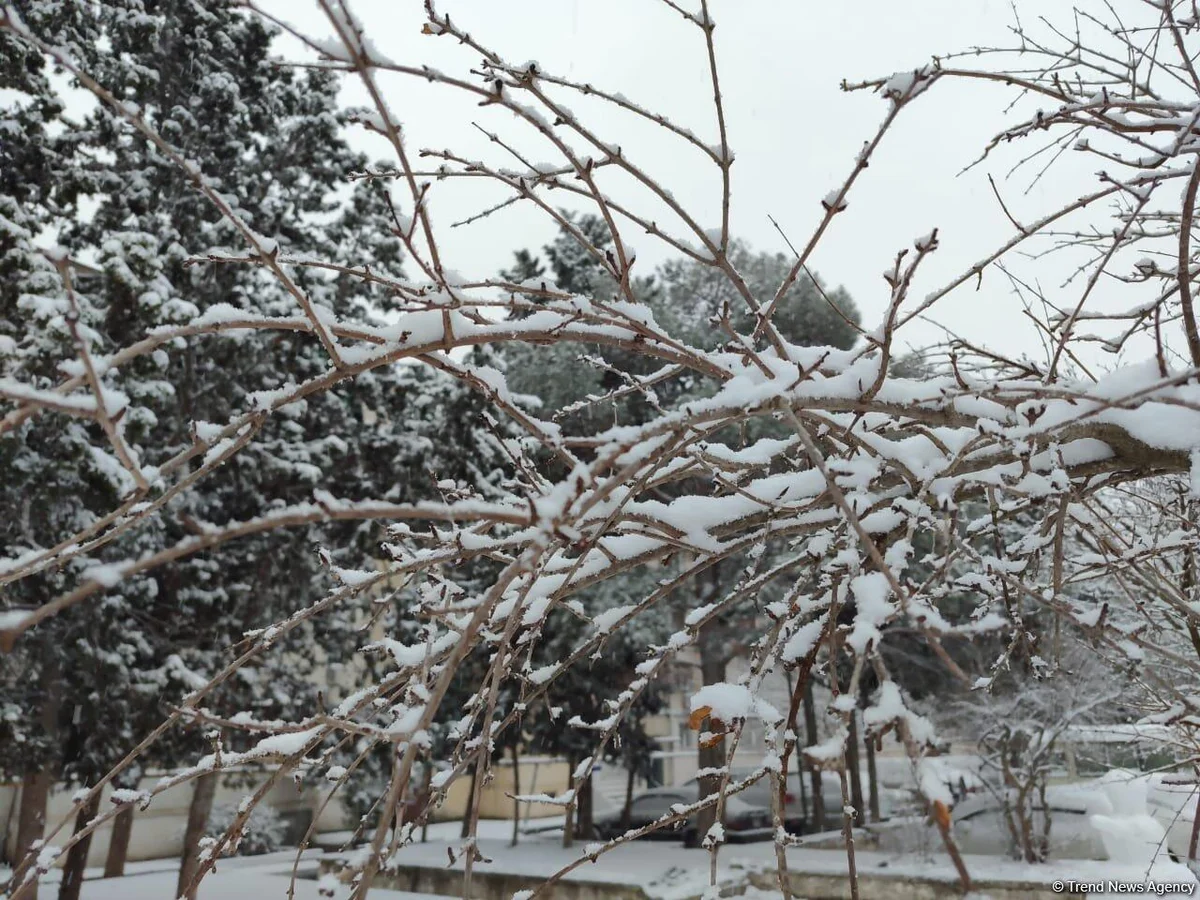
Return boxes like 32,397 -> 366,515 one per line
0,754 -> 581,868
1,770 -> 320,868
438,757 -> 570,821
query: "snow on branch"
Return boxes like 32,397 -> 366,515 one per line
6,2 -> 1200,899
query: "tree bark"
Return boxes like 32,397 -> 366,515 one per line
933,798 -> 972,892
858,682 -> 880,824
103,805 -> 135,878
803,679 -> 824,834
865,730 -> 880,824
419,764 -> 433,844
620,759 -> 636,831
1187,788 -> 1200,867
176,772 -> 217,900
846,711 -> 864,823
782,669 -> 803,829
695,638 -> 728,842
11,655 -> 63,900
460,764 -> 478,840
58,791 -> 101,900
11,770 -> 52,900
562,754 -> 576,849
576,775 -> 594,841
796,756 -> 808,826
510,744 -> 520,848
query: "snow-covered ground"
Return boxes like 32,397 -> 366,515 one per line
8,808 -> 1198,900
2,851 -> 371,899
7,839 -> 1198,900
21,842 -> 1198,900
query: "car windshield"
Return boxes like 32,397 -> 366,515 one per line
632,792 -> 688,817
735,780 -> 793,806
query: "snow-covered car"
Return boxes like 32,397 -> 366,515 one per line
1144,776 -> 1199,859
871,787 -> 1109,859
874,772 -> 1195,862
592,786 -> 772,845
945,787 -> 1111,859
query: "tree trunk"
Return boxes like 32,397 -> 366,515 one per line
695,639 -> 727,842
510,744 -> 521,848
419,764 -> 433,844
846,711 -> 864,823
11,770 -> 52,900
460,764 -> 479,840
620,760 -> 636,831
783,669 -> 803,829
58,792 -> 100,900
858,682 -> 880,824
562,754 -> 576,849
802,679 -> 824,833
11,656 -> 62,900
576,775 -> 593,841
864,730 -> 880,824
176,772 -> 217,900
103,805 -> 135,878
796,756 -> 808,825
1189,766 -> 1200,865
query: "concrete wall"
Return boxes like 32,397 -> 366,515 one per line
0,755 -> 580,868
752,870 -> 1085,900
437,757 -> 570,821
1,771 -> 321,868
324,859 -> 651,900
323,853 -> 1086,900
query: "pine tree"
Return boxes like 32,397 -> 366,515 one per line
502,213 -> 668,435
655,242 -> 860,353
496,217 -> 863,841
0,7 -> 128,894
1,0 -> 507,887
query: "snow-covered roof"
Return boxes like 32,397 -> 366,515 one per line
1058,724 -> 1176,745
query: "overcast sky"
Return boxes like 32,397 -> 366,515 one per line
256,1 -> 1135,369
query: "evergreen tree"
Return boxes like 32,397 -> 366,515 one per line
501,213 -> 668,434
497,217 -> 862,839
1,1 -> 507,887
0,7 -> 136,894
654,242 -> 860,353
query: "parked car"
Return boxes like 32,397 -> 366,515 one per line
948,788 -> 1110,859
719,768 -> 894,833
874,775 -> 1195,862
592,785 -> 772,845
871,787 -> 1109,859
1142,776 -> 1198,860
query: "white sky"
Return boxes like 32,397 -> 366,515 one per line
253,2 -> 1141,368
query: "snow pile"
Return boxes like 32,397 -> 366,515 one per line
1087,769 -> 1197,893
